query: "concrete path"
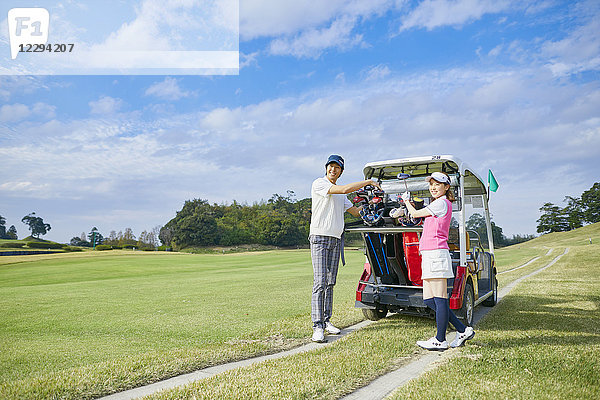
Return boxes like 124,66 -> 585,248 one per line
99,321 -> 373,400
99,248 -> 569,400
497,256 -> 540,275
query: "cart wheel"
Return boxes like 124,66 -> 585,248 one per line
362,308 -> 387,321
482,273 -> 498,307
459,282 -> 474,326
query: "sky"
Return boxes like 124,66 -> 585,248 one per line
1,0 -> 599,243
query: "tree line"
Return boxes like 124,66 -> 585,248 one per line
69,226 -> 162,250
160,191 -> 311,250
0,215 -> 18,239
536,182 -> 600,234
465,213 -> 536,248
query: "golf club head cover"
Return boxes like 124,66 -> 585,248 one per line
389,207 -> 402,218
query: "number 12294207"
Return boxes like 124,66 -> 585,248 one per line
19,43 -> 74,53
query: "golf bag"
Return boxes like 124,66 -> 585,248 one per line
353,185 -> 386,226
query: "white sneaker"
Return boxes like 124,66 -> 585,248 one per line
312,327 -> 325,343
450,326 -> 475,348
325,322 -> 341,335
416,336 -> 448,351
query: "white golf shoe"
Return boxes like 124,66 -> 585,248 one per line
450,326 -> 475,348
312,327 -> 325,343
416,336 -> 448,351
325,322 -> 341,335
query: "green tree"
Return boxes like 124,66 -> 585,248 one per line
466,213 -> 507,247
6,225 -> 17,240
158,226 -> 174,247
103,230 -> 119,246
21,212 -> 51,238
137,230 -> 157,249
165,199 -> 222,248
536,203 -> 569,234
0,215 -> 6,239
216,201 -> 255,246
563,196 -> 584,230
466,213 -> 487,243
256,211 -> 303,247
503,233 -> 536,246
119,228 -> 137,246
490,221 -> 505,247
581,182 -> 600,223
70,236 -> 90,247
88,227 -> 104,247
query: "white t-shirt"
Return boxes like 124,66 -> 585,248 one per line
309,176 -> 353,239
425,195 -> 448,218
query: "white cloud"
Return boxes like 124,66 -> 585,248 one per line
31,103 -> 56,119
399,0 -> 513,31
541,11 -> 600,76
0,104 -> 30,122
91,0 -> 238,52
240,51 -> 259,69
240,0 -> 354,39
144,77 -> 193,100
0,181 -> 39,192
242,0 -> 395,57
364,64 -> 392,81
472,3 -> 600,76
0,102 -> 55,123
89,96 -> 124,114
269,15 -> 364,58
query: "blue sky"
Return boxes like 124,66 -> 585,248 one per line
1,0 -> 599,242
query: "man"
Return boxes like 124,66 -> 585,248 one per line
310,154 -> 381,342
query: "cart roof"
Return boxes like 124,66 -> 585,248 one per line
363,155 -> 488,196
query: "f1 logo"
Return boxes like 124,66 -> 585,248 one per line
8,8 -> 50,60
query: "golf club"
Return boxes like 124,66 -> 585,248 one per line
397,173 -> 410,192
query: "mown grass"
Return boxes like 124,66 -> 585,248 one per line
0,249 -> 365,399
2,223 -> 599,399
495,248 -> 566,289
389,224 -> 600,400
143,224 -> 600,400
143,316 -> 434,400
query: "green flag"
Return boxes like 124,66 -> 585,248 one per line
488,169 -> 499,192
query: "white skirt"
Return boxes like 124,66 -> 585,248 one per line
420,249 -> 454,279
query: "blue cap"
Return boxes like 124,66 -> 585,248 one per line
326,154 -> 344,170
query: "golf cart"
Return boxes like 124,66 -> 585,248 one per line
348,155 -> 497,326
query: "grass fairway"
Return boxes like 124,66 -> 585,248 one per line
2,224 -> 599,399
0,249 -> 366,399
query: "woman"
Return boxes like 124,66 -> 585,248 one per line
402,171 -> 475,351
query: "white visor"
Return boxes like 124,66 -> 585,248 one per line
425,172 -> 450,184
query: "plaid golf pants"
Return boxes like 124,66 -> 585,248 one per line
310,235 -> 341,328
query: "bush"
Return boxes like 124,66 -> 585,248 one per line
27,242 -> 65,249
63,246 -> 83,252
95,245 -> 113,251
157,246 -> 172,251
122,244 -> 136,249
0,242 -> 25,248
